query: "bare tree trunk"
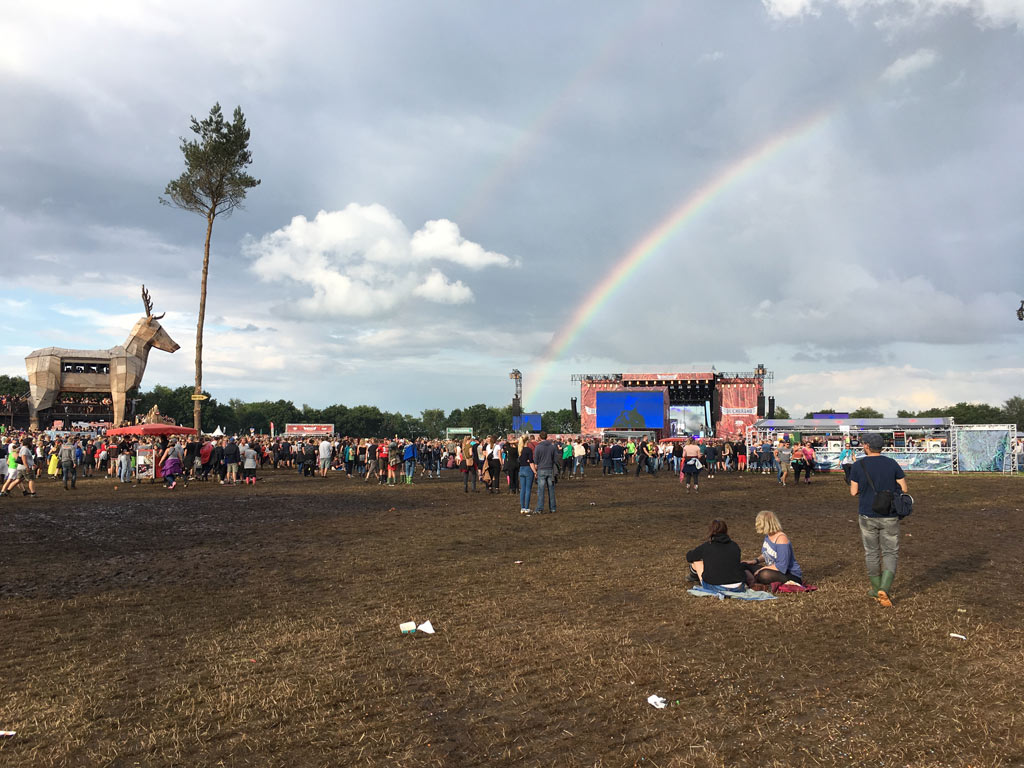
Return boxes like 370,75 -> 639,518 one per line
194,213 -> 215,433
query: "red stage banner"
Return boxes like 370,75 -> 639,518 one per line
579,379 -> 619,434
715,378 -> 762,438
284,423 -> 335,436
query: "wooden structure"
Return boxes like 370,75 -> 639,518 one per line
26,286 -> 179,429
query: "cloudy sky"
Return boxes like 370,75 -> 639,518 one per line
1,0 -> 1022,417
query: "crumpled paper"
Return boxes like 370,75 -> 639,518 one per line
647,694 -> 667,709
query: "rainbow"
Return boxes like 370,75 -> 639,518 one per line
523,106 -> 836,406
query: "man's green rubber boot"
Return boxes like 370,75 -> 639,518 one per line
876,571 -> 895,607
868,574 -> 881,598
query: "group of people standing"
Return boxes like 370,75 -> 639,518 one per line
684,431 -> 909,607
453,433 -> 561,515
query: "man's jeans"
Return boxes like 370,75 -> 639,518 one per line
535,469 -> 556,512
404,459 -> 415,479
61,461 -> 76,488
859,515 -> 900,575
118,453 -> 132,483
573,457 -> 584,476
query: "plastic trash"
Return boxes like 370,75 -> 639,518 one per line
400,621 -> 416,634
949,633 -> 967,640
0,731 -> 15,737
647,695 -> 667,709
417,620 -> 435,634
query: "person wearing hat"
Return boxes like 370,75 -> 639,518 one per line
849,432 -> 908,607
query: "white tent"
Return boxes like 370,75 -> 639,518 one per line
211,425 -> 224,437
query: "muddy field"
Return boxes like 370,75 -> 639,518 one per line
1,467 -> 1022,767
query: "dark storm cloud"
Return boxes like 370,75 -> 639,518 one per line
1,0 -> 1021,413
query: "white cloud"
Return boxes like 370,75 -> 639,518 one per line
245,204 -> 511,318
881,48 -> 939,82
409,219 -> 513,269
412,270 -> 473,304
762,0 -> 1024,28
776,364 -> 1024,416
763,0 -> 819,18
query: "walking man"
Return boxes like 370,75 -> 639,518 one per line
531,431 -> 557,514
849,432 -> 908,607
60,438 -> 78,490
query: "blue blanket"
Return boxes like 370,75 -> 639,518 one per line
687,585 -> 776,601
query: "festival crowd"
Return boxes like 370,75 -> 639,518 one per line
0,426 -> 934,606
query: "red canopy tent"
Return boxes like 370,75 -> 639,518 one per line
105,423 -> 198,437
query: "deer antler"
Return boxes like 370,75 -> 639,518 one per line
142,285 -> 165,323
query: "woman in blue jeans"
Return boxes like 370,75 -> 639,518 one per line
517,436 -> 534,515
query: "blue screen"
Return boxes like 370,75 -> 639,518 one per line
596,391 -> 664,429
513,413 -> 542,431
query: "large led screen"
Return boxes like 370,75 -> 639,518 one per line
669,405 -> 708,436
596,391 -> 665,429
513,413 -> 542,432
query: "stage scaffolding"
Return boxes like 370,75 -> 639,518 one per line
746,417 -> 1018,474
951,424 -> 1017,474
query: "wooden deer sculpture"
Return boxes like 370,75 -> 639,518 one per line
26,286 -> 180,429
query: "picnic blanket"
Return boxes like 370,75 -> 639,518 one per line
687,585 -> 776,601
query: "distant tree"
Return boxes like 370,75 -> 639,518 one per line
890,401 -> 1011,425
161,103 -> 259,433
318,403 -> 350,433
0,374 -> 28,396
138,384 -> 214,427
803,408 -> 837,419
850,406 -> 885,419
773,406 -> 790,419
542,408 -> 580,434
1003,396 -> 1024,429
945,401 -> 1007,424
458,403 -> 509,436
204,401 -> 236,433
420,408 -> 448,438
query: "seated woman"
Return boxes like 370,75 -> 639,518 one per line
743,510 -> 803,586
686,519 -> 747,592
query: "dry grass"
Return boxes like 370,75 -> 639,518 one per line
1,469 -> 1023,766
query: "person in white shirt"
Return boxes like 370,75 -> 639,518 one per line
318,438 -> 333,478
573,439 -> 586,477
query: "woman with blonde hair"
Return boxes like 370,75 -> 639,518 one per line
742,510 -> 804,586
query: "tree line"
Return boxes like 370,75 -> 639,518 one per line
134,384 -> 581,438
801,399 -> 1024,426
3,375 -> 1022,435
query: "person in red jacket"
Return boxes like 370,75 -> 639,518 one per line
199,438 -> 214,481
